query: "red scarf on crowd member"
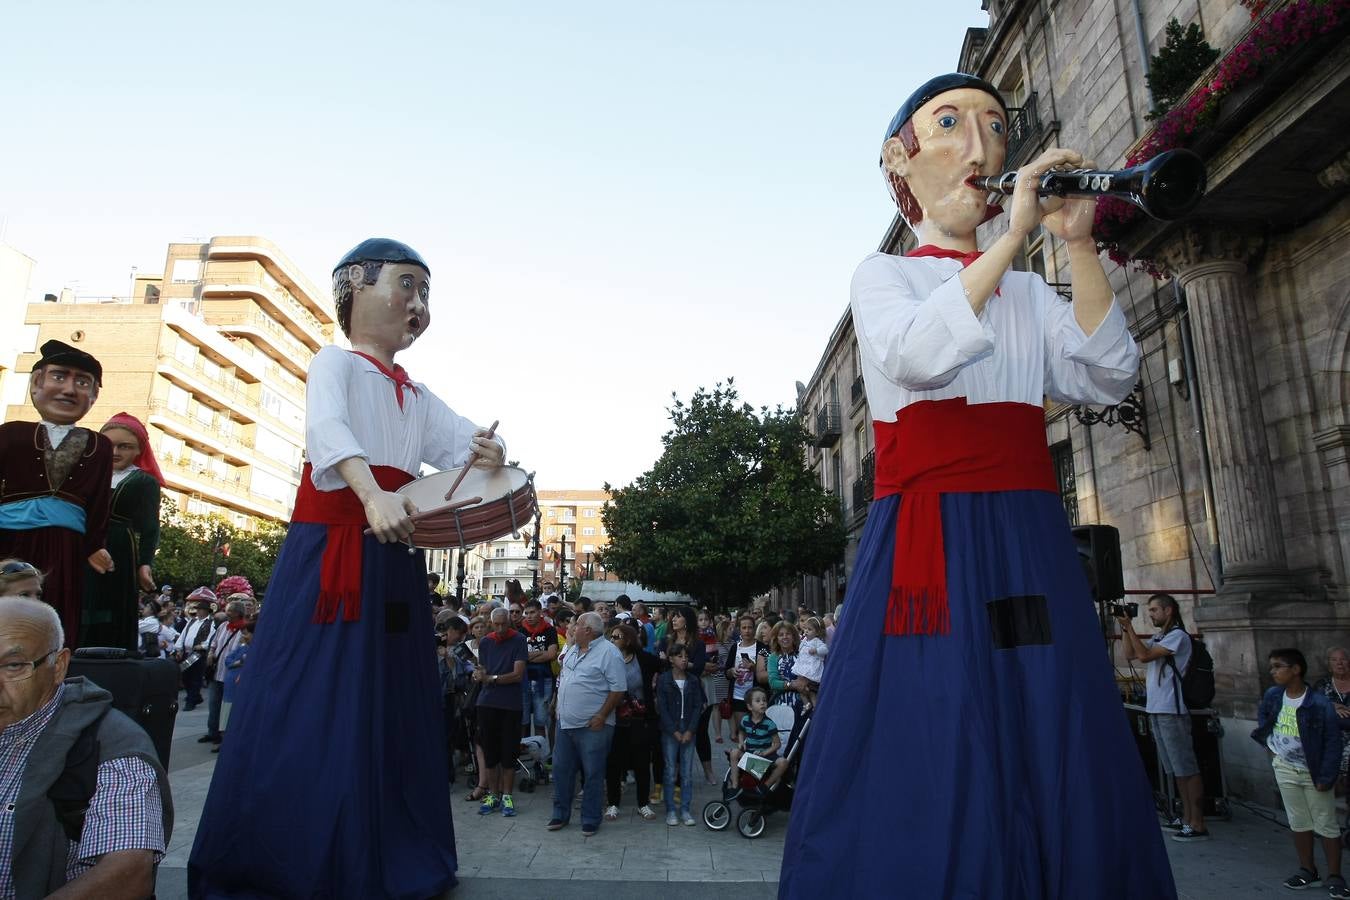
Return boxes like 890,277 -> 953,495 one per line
350,351 -> 420,410
226,617 -> 249,633
520,618 -> 553,638
907,244 -> 1000,295
872,398 -> 1057,637
102,412 -> 166,485
484,628 -> 517,643
292,462 -> 415,623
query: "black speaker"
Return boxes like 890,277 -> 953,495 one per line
1072,524 -> 1124,602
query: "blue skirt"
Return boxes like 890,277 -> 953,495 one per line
189,525 -> 457,899
779,492 -> 1176,899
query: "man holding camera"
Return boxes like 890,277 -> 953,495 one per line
1118,593 -> 1209,841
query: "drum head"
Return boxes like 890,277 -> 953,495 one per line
397,465 -> 529,511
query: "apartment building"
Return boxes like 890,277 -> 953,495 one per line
1,235 -> 334,527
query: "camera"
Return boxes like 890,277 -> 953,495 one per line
1108,601 -> 1139,618
451,642 -> 476,667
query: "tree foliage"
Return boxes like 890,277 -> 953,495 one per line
1146,19 -> 1220,120
600,380 -> 847,611
154,499 -> 288,597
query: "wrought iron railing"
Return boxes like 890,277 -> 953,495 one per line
814,403 -> 842,447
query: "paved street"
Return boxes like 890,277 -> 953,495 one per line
155,698 -> 1311,899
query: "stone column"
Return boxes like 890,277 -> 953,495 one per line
1164,226 -> 1294,594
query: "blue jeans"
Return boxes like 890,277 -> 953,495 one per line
551,725 -> 614,827
523,677 -> 553,730
206,679 -> 225,739
662,733 -> 695,815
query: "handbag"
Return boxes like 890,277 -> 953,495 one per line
719,697 -> 732,719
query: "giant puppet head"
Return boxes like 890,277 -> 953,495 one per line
29,339 -> 102,426
331,238 -> 431,353
879,73 -> 1010,240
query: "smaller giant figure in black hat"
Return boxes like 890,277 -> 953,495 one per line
778,76 -> 1177,898
0,340 -> 113,647
190,238 -> 504,898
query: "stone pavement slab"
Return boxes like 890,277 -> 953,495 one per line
155,692 -> 1307,899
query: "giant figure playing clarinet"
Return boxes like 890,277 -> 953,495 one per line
190,239 -> 505,898
778,74 -> 1177,898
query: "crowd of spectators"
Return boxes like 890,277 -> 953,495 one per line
430,583 -> 838,838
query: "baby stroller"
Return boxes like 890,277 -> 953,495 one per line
515,734 -> 551,793
703,703 -> 811,839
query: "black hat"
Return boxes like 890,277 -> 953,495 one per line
880,73 -> 1008,161
332,238 -> 430,276
35,339 -> 102,384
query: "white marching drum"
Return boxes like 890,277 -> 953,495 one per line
397,465 -> 536,549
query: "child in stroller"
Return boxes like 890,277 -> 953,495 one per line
703,688 -> 811,839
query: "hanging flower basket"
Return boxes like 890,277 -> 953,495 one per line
1094,0 -> 1350,271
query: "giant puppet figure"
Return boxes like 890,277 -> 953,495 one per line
779,75 -> 1177,898
190,239 -> 504,899
0,340 -> 113,647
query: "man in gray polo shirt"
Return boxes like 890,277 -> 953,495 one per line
547,612 -> 625,836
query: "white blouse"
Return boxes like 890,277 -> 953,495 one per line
305,346 -> 503,492
850,253 -> 1140,423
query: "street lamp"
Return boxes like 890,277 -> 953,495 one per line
529,509 -> 542,593
456,547 -> 468,604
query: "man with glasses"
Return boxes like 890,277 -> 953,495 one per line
0,594 -> 170,898
0,341 -> 114,648
1119,593 -> 1209,841
547,611 -> 625,836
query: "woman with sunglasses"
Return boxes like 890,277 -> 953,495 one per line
0,558 -> 44,599
83,413 -> 164,651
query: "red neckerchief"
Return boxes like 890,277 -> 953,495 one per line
484,629 -> 516,644
227,618 -> 249,632
908,244 -> 1000,295
520,619 -> 552,638
350,351 -> 419,410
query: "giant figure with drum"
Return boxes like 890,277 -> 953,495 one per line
778,74 -> 1179,898
190,238 -> 509,899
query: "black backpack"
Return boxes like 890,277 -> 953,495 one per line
1166,633 -> 1216,712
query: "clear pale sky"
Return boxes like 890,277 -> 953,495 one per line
1,1 -> 987,489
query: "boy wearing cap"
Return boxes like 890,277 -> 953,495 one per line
779,75 -> 1175,898
0,340 -> 113,646
190,239 -> 504,898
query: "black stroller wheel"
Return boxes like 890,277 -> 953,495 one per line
703,800 -> 731,831
737,808 -> 766,839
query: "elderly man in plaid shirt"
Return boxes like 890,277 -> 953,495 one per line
0,592 -> 171,899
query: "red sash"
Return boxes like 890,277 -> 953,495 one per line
292,462 -> 415,623
873,398 -> 1056,636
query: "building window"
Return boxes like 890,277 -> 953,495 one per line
167,385 -> 191,416
547,526 -> 556,537
583,544 -> 595,553
174,338 -> 198,367
1050,440 -> 1078,526
582,527 -> 596,536
583,509 -> 596,518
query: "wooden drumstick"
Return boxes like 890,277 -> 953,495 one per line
443,419 -> 498,501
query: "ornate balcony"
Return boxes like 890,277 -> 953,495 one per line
814,403 -> 842,447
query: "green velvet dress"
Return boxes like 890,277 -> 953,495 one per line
82,467 -> 161,650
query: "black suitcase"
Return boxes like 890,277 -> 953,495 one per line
68,648 -> 180,768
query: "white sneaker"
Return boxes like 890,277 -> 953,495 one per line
603,805 -> 620,821
666,811 -> 679,826
638,805 -> 657,820
681,812 -> 697,827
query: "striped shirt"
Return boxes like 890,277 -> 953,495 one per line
0,684 -> 165,899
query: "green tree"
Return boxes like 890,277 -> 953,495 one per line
154,499 -> 287,596
1146,19 -> 1220,120
600,380 -> 847,611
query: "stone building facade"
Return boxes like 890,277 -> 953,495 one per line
790,0 -> 1350,805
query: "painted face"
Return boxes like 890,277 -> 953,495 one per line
103,426 -> 140,473
885,88 -> 1007,237
347,263 -> 430,353
31,366 -> 97,425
